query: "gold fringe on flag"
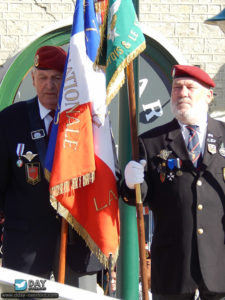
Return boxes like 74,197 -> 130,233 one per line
50,194 -> 119,268
106,41 -> 146,105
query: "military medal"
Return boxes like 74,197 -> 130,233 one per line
167,172 -> 175,181
223,168 -> 225,182
219,143 -> 225,157
167,159 -> 175,170
16,143 -> 25,168
176,158 -> 183,176
167,159 -> 175,181
160,172 -> 166,183
208,143 -> 216,155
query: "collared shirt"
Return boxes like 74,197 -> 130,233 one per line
178,115 -> 208,155
38,99 -> 54,134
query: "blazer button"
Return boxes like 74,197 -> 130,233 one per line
196,180 -> 202,186
198,204 -> 203,210
198,228 -> 204,235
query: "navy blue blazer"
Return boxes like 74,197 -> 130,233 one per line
122,117 -> 225,294
0,98 -> 102,276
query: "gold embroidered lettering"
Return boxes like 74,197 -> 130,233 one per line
94,198 -> 108,212
128,30 -> 138,41
106,47 -> 124,67
108,190 -> 117,206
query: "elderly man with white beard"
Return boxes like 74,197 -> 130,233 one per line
122,65 -> 225,300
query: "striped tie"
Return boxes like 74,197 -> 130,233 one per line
48,110 -> 55,139
186,125 -> 201,168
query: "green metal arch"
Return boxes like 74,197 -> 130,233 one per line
0,26 -> 176,111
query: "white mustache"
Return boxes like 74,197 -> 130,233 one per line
177,98 -> 190,104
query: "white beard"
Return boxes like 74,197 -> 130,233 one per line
170,97 -> 208,125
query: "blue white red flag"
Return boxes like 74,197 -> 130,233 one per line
45,0 -> 120,267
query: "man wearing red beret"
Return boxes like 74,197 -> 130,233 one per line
0,46 -> 103,289
122,65 -> 225,300
0,46 -> 66,278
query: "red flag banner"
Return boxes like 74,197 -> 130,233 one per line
46,0 -> 120,267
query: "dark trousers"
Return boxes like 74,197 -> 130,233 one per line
153,294 -> 225,300
153,282 -> 225,300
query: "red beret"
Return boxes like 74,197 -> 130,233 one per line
172,65 -> 215,88
34,46 -> 67,73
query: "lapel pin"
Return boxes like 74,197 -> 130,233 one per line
208,143 -> 217,155
31,129 -> 45,140
22,151 -> 38,162
157,149 -> 172,160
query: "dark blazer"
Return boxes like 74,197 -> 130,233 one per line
0,98 -> 102,277
123,117 -> 225,294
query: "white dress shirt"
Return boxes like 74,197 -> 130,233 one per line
38,99 -> 54,134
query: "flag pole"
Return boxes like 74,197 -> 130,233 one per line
126,62 -> 149,300
58,219 -> 68,283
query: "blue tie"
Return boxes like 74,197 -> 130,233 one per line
186,125 -> 201,168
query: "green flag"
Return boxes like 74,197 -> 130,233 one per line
96,0 -> 146,104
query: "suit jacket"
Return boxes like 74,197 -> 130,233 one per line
0,98 -> 102,276
123,117 -> 225,294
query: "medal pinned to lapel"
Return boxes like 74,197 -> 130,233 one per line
167,159 -> 175,181
223,168 -> 225,182
16,143 -> 25,167
157,149 -> 172,160
160,172 -> 166,183
219,143 -> 225,157
167,172 -> 175,181
176,158 -> 183,176
22,151 -> 38,162
208,143 -> 217,155
167,158 -> 175,170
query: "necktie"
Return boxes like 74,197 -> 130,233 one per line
186,125 -> 201,168
48,110 -> 55,139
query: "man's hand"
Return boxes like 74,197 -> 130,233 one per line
124,160 -> 146,189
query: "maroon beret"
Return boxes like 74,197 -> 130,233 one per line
172,65 -> 215,88
34,46 -> 67,73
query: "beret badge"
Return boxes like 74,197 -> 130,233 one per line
34,54 -> 39,67
172,68 -> 176,78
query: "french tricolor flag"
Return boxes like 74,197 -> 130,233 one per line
45,0 -> 120,267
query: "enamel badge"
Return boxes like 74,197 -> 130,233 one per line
208,144 -> 216,155
157,149 -> 172,160
219,143 -> 225,157
25,163 -> 41,185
